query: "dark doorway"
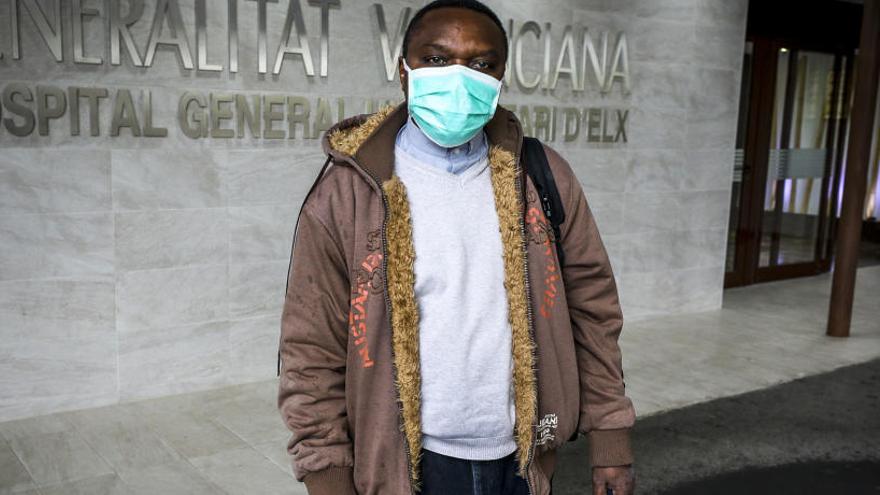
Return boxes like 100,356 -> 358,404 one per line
725,0 -> 863,287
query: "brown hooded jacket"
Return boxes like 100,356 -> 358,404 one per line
277,102 -> 636,495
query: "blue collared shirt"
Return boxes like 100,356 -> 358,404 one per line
394,117 -> 489,175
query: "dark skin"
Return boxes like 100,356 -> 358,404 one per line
398,7 -> 506,97
396,7 -> 636,495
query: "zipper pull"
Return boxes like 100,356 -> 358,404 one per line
541,192 -> 553,219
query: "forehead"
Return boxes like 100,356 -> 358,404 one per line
409,7 -> 506,52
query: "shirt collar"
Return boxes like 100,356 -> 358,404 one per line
394,117 -> 488,175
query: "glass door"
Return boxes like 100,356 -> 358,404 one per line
759,47 -> 850,274
726,37 -> 853,287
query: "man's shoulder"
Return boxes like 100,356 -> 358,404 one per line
527,139 -> 582,203
297,157 -> 364,234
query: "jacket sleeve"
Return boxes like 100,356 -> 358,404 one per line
548,146 -> 637,468
277,202 -> 357,495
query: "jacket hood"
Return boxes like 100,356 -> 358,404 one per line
322,104 -> 399,158
320,101 -> 525,186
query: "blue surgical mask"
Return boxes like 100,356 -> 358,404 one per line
403,59 -> 503,148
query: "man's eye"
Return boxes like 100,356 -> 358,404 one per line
471,60 -> 491,70
425,56 -> 446,65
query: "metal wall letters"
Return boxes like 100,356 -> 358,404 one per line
0,1 -> 632,143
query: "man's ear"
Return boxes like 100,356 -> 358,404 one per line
398,56 -> 408,98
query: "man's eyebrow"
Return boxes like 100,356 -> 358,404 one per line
476,49 -> 501,58
420,43 -> 501,58
421,43 -> 452,53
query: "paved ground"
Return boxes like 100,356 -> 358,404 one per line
0,267 -> 877,494
621,265 -> 880,419
552,358 -> 880,494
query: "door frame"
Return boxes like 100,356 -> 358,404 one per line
725,36 -> 854,287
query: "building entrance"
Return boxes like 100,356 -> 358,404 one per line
725,0 -> 863,287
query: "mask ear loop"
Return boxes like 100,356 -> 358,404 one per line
402,59 -> 415,116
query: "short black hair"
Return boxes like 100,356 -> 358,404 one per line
401,0 -> 508,58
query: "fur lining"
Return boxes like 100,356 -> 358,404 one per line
330,105 -> 537,488
382,175 -> 424,491
328,104 -> 397,156
488,144 -> 537,477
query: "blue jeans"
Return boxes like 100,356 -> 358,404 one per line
418,448 -> 540,495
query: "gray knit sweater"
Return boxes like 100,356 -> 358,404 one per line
393,122 -> 517,461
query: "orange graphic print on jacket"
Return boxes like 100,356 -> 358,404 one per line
526,202 -> 560,319
349,231 -> 384,368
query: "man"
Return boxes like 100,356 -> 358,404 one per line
277,1 -> 637,494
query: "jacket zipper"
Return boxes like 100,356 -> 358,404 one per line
515,151 -> 539,495
362,165 -> 418,495
352,149 -> 534,495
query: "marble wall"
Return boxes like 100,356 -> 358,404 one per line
0,0 -> 748,421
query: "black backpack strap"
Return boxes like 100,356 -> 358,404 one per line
522,136 -> 566,268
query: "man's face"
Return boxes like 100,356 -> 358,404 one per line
397,7 -> 507,98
